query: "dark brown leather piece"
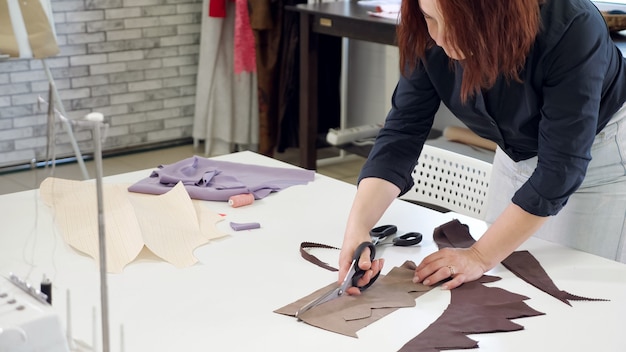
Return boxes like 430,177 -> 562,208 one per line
408,218 -> 607,351
400,276 -> 544,352
432,218 -> 476,249
501,250 -> 608,306
434,219 -> 607,305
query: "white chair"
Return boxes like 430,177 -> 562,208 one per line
400,143 -> 493,220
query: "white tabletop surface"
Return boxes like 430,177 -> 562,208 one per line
1,151 -> 625,351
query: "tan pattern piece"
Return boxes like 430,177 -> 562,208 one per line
275,261 -> 432,337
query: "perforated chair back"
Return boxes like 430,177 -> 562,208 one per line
400,144 -> 493,220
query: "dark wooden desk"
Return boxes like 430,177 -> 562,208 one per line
287,1 -> 398,169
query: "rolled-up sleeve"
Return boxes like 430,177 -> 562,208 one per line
512,11 -> 609,216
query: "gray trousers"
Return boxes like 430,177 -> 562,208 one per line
485,104 -> 626,263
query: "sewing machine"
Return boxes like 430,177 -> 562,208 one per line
0,274 -> 68,352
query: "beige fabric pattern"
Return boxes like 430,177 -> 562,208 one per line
40,178 -> 227,272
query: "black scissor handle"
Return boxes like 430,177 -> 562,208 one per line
369,224 -> 397,240
393,232 -> 423,246
351,241 -> 380,291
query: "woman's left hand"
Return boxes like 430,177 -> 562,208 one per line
413,247 -> 487,290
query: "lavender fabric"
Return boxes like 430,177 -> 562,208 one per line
127,156 -> 315,201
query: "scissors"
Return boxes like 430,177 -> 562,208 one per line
370,224 -> 423,247
295,241 -> 380,319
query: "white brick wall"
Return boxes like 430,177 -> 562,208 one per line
0,0 -> 202,167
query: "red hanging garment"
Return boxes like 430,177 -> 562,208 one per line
209,0 -> 226,17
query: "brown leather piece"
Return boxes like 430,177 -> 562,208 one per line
399,275 -> 544,351
274,261 -> 433,337
434,219 -> 607,305
406,218 -> 607,351
432,218 -> 476,249
501,250 -> 608,306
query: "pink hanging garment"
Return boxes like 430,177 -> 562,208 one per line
234,0 -> 256,74
207,0 -> 256,74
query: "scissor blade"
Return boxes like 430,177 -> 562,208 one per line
295,286 -> 341,320
296,262 -> 358,320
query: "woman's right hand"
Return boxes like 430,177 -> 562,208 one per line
338,233 -> 385,295
338,177 -> 399,294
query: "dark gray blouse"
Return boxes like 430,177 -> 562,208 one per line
360,0 -> 626,216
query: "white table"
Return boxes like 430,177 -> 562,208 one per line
1,151 -> 625,351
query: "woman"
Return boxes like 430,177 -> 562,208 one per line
338,0 -> 626,292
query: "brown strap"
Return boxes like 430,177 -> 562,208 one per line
299,242 -> 340,272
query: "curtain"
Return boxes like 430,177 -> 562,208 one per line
193,0 -> 259,156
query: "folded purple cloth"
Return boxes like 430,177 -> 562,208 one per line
128,156 -> 315,201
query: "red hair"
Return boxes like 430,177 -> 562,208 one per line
398,0 -> 543,102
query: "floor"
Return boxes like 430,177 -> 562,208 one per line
0,143 -> 366,195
